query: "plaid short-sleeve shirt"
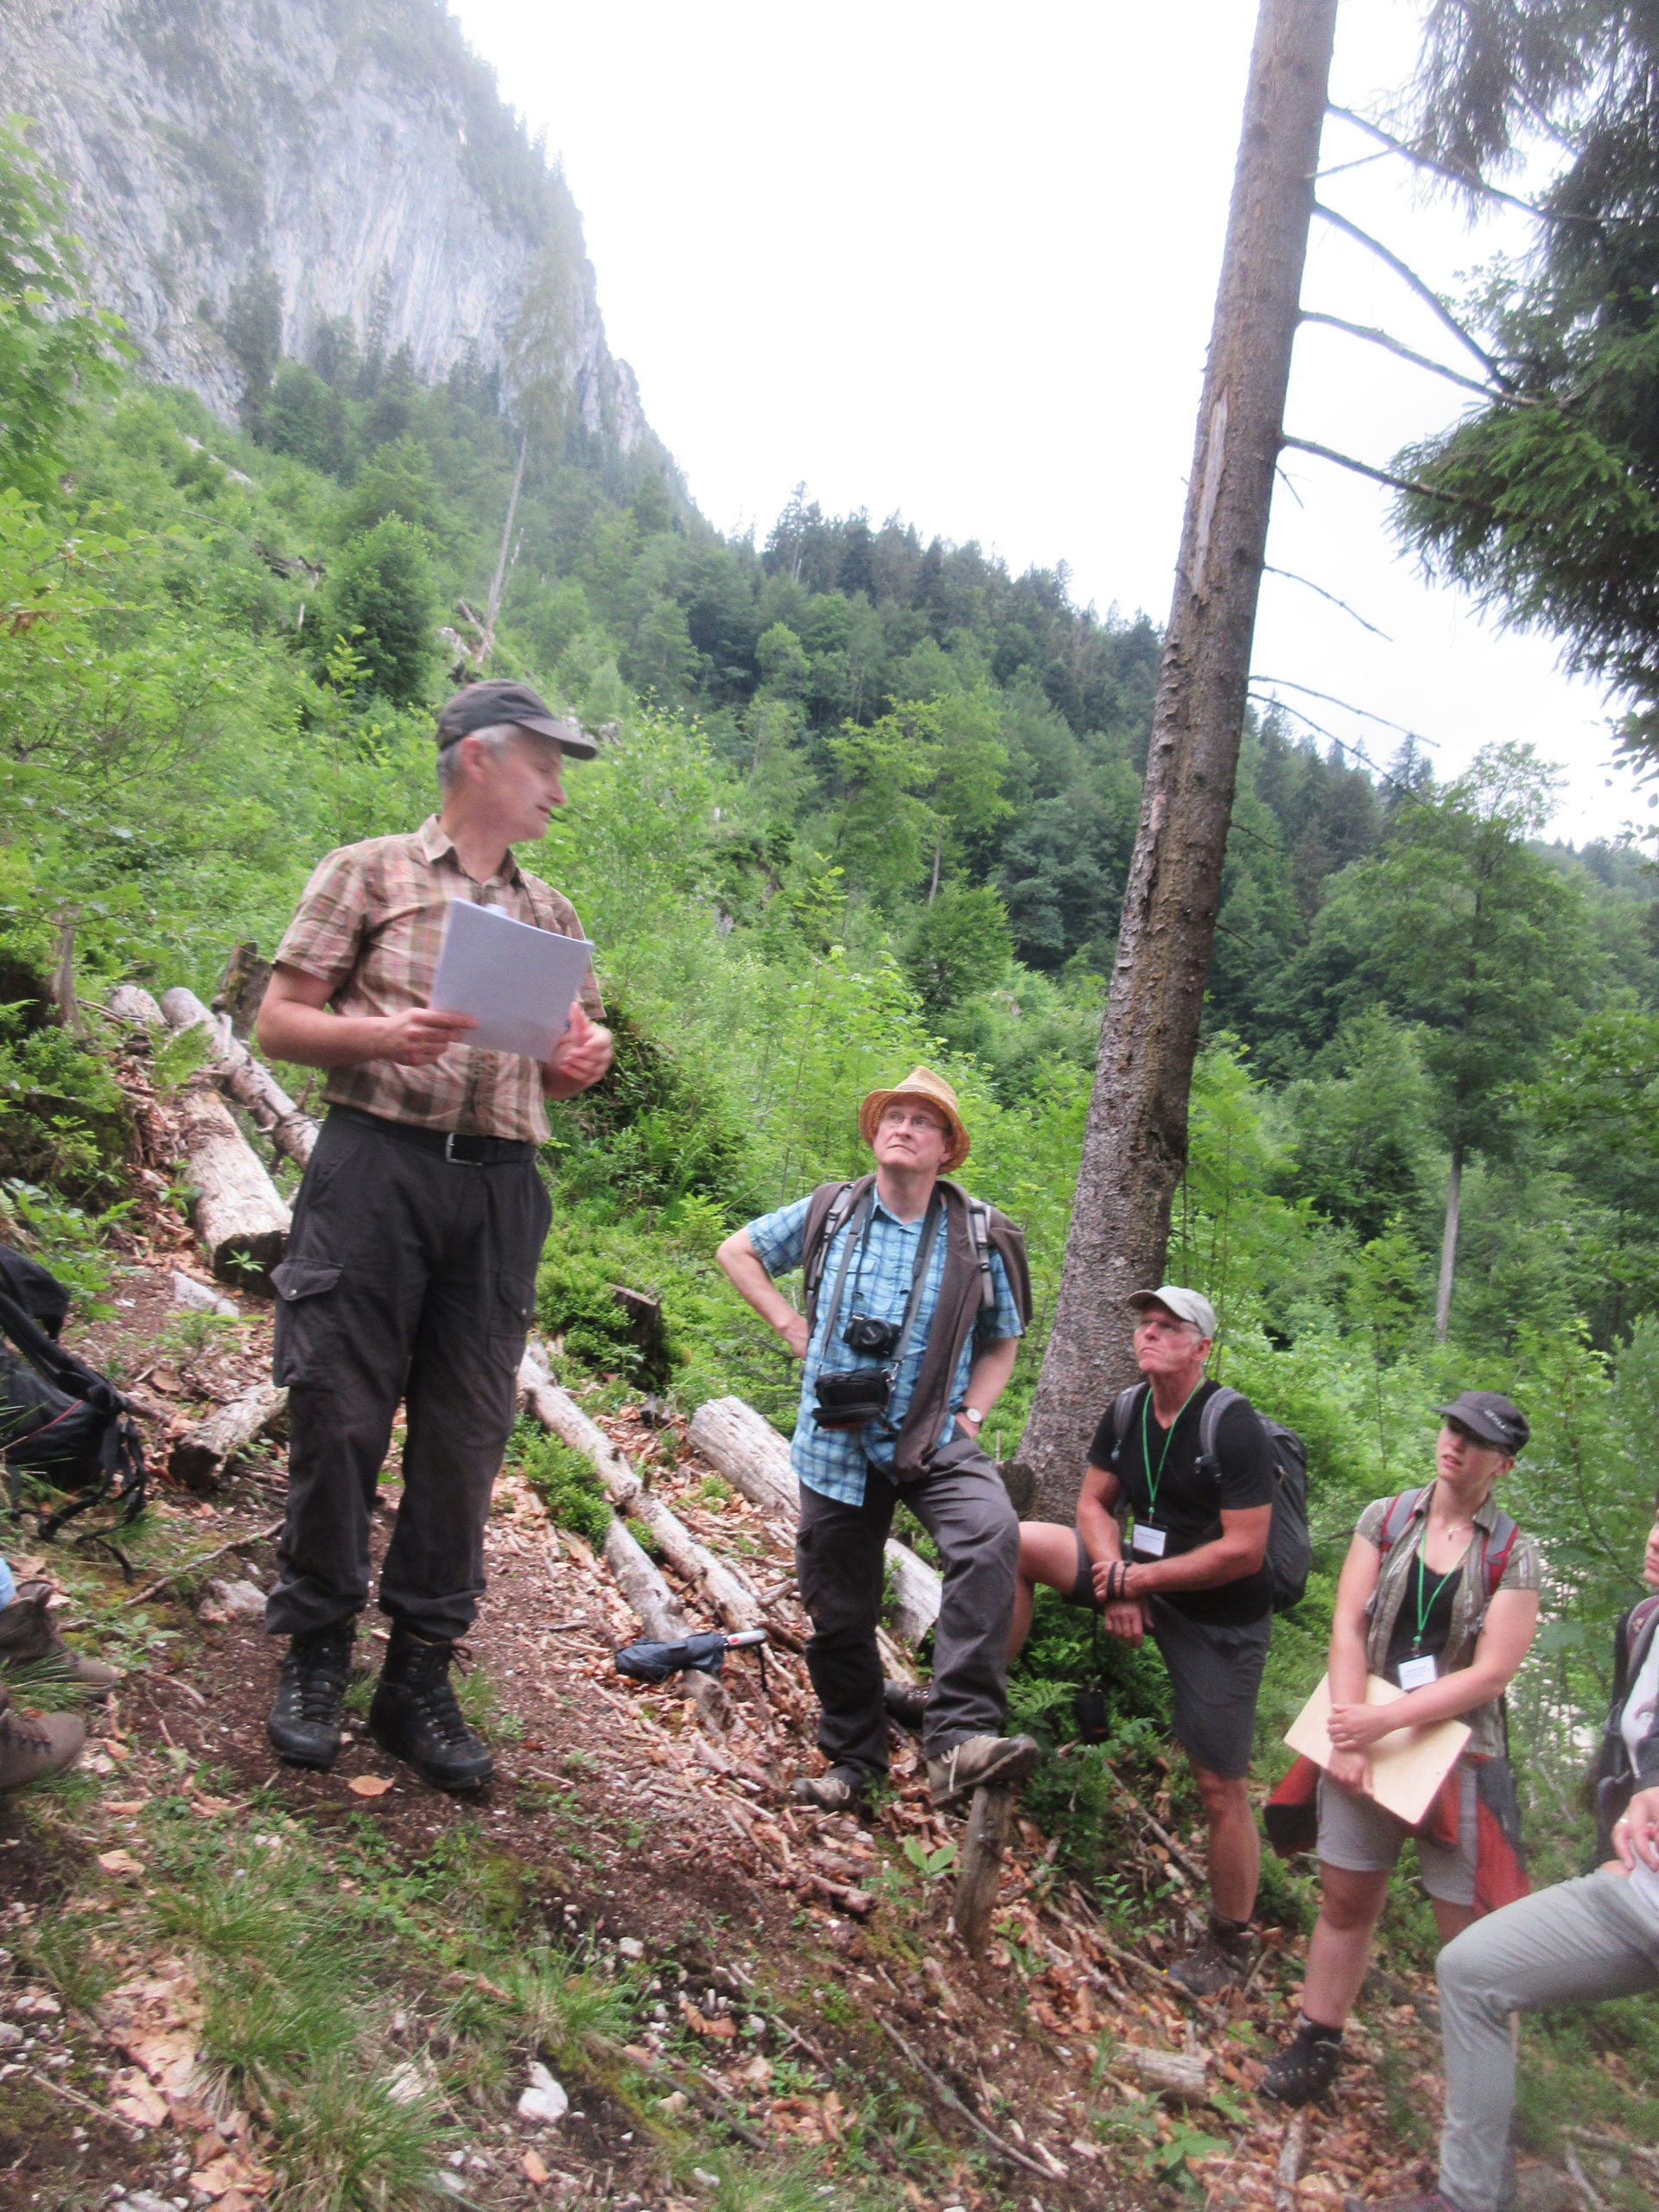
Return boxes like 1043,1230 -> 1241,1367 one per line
273,816 -> 604,1143
746,1188 -> 1024,1508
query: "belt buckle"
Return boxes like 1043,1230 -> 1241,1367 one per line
443,1132 -> 480,1166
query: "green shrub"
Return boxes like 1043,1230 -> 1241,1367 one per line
512,1424 -> 612,1548
0,1002 -> 128,1193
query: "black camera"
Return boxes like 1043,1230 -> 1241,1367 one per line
842,1313 -> 902,1358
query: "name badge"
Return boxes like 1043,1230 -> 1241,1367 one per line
1132,1524 -> 1167,1559
1397,1655 -> 1439,1692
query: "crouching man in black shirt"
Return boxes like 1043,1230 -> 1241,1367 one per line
1011,1285 -> 1275,1994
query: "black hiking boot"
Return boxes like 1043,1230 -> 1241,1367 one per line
266,1621 -> 354,1770
369,1626 -> 493,1792
1167,1911 -> 1256,1996
1260,2018 -> 1344,2107
883,1678 -> 931,1735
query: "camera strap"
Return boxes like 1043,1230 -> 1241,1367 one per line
818,1187 -> 944,1379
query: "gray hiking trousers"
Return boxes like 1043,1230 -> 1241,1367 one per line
1437,1868 -> 1659,2212
264,1111 -> 549,1645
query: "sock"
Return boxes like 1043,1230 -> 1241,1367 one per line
1295,2013 -> 1344,2045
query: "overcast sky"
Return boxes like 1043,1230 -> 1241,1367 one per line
451,0 -> 1648,846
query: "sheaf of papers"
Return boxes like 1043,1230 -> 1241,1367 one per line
1285,1671 -> 1471,1827
429,898 -> 594,1062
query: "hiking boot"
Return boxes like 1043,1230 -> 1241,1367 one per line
267,1621 -> 354,1770
883,1678 -> 931,1735
1260,2020 -> 1344,2106
925,1732 -> 1040,1807
369,1626 -> 493,1791
0,1694 -> 86,1792
1168,1914 -> 1256,1996
0,1586 -> 120,1697
791,1764 -> 870,1814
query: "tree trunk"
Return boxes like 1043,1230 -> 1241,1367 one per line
480,429 -> 529,670
601,1516 -> 732,1734
160,987 -> 318,1168
1434,1144 -> 1463,1344
175,1084 -> 291,1287
169,1382 -> 288,1493
687,1393 -> 942,1643
1018,0 -> 1339,1522
927,828 -> 942,906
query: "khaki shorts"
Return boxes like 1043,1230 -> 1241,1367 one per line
1316,1760 -> 1478,1906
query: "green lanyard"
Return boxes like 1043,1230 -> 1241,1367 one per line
1141,1382 -> 1203,1521
1412,1540 -> 1468,1651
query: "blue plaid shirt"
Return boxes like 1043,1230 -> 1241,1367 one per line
746,1187 -> 1024,1507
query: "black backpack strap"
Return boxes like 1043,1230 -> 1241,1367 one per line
965,1196 -> 995,1311
1195,1385 -> 1245,1477
801,1181 -> 856,1336
1376,1486 -> 1428,1554
1108,1384 -> 1142,1462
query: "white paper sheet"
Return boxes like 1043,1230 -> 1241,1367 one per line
429,898 -> 594,1062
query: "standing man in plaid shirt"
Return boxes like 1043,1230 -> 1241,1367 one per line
255,681 -> 613,1791
717,1069 -> 1039,1814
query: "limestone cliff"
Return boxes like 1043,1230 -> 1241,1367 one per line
0,0 -> 654,454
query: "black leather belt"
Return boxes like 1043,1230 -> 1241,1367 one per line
329,1106 -> 537,1165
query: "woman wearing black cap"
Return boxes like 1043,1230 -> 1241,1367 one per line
1260,1391 -> 1541,2107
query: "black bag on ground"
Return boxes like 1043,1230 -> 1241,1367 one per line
0,1243 -> 145,1538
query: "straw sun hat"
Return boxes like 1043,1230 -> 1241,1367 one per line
858,1065 -> 970,1171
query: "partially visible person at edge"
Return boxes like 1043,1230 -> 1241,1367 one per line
255,680 -> 613,1794
1260,1392 -> 1541,2110
1009,1287 -> 1279,1995
715,1068 -> 1038,1815
0,1552 -> 118,1791
1344,1485 -> 1659,2212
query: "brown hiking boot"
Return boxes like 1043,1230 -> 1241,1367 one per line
791,1764 -> 870,1813
925,1732 -> 1039,1807
0,1691 -> 87,1792
0,1586 -> 119,1697
1168,1913 -> 1255,1996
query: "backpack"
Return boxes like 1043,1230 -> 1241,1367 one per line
1106,1381 -> 1313,1612
1371,1485 -> 1521,1624
0,1245 -> 146,1541
801,1176 -> 1007,1334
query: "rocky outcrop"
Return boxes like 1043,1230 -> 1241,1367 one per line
1,0 -> 653,453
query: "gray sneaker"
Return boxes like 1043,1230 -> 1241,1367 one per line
925,1733 -> 1039,1806
791,1764 -> 870,1813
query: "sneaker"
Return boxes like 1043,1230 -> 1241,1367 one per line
883,1678 -> 930,1735
925,1732 -> 1040,1807
0,1696 -> 86,1792
1260,2023 -> 1344,2107
267,1621 -> 354,1770
0,1586 -> 120,1697
1168,1916 -> 1256,1996
791,1764 -> 870,1813
368,1626 -> 493,1791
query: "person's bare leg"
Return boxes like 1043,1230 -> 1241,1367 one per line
1008,1522 -> 1084,1658
1188,1762 -> 1261,1925
1432,1897 -> 1478,1946
1300,1863 -> 1393,2025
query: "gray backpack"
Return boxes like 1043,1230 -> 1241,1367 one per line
1107,1382 -> 1311,1612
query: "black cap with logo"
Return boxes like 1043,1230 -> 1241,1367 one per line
435,679 -> 597,760
1437,1390 -> 1529,1454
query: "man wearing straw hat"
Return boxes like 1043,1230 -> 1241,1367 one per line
717,1067 -> 1037,1814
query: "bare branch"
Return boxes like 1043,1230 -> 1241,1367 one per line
1325,105 -> 1602,230
1298,308 -> 1510,399
1251,675 -> 1439,748
1279,433 -> 1488,511
1313,202 -> 1515,389
1262,564 -> 1393,640
1247,692 -> 1420,796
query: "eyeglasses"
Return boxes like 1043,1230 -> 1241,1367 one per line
878,1108 -> 945,1134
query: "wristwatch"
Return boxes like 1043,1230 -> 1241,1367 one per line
962,1407 -> 985,1427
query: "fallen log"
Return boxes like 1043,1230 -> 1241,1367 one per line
168,1382 -> 288,1492
159,986 -> 318,1168
175,1084 -> 290,1287
688,1393 -> 943,1644
1116,2046 -> 1211,2102
105,984 -> 165,1030
601,1516 -> 730,1733
519,1354 -> 763,1632
1274,2110 -> 1306,2212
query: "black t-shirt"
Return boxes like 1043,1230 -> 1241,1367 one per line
1087,1379 -> 1276,1625
1383,1552 -> 1463,1685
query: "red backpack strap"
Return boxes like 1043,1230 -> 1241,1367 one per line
1375,1487 -> 1427,1554
1476,1508 -> 1522,1605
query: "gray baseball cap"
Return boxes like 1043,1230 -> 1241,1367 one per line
435,678 -> 597,760
1437,1390 -> 1529,1454
1127,1284 -> 1218,1339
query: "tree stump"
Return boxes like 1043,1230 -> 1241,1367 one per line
950,1784 -> 1014,1955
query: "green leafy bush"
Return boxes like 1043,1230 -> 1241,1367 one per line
512,1423 -> 611,1548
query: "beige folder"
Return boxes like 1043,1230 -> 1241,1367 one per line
1285,1673 -> 1471,1827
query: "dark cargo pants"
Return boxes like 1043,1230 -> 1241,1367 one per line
264,1112 -> 550,1644
794,1446 -> 1019,1772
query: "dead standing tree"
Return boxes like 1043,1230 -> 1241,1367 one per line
1020,0 -> 1340,1522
